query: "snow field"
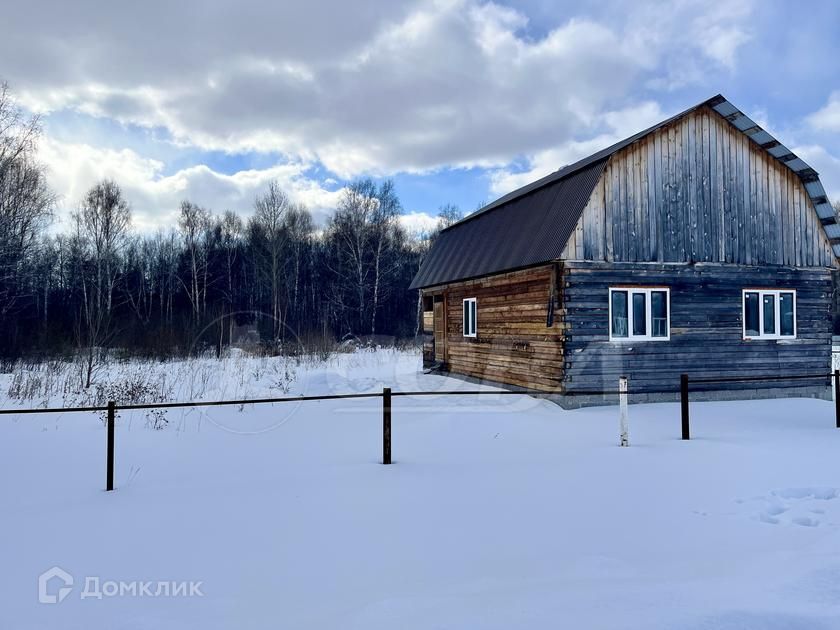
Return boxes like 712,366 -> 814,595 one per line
3,350 -> 840,629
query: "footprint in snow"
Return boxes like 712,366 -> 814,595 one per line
749,487 -> 840,528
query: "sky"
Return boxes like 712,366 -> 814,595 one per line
4,0 -> 840,234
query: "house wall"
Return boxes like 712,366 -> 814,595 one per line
561,261 -> 833,394
422,265 -> 564,391
561,106 -> 837,268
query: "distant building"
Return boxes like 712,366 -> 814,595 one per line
411,95 -> 838,405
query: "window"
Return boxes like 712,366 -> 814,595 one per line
742,290 -> 796,340
463,298 -> 477,337
609,288 -> 670,341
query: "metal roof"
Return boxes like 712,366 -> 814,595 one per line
409,159 -> 606,289
410,94 -> 840,290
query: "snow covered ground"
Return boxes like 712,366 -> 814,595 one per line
3,349 -> 840,629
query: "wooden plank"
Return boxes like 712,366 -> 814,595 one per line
705,109 -> 715,262
686,114 -> 698,263
620,145 -> 630,261
653,129 -> 665,261
635,141 -> 646,262
646,135 -> 658,261
606,160 -> 616,262
714,113 -> 726,262
668,123 -> 676,262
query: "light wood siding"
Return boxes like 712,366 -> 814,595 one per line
423,265 -> 564,391
560,106 -> 837,268
562,261 -> 833,393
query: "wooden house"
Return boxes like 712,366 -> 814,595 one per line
410,95 -> 840,405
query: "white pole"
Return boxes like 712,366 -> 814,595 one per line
619,376 -> 629,447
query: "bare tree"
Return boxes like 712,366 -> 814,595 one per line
72,180 -> 131,386
327,180 -> 377,335
283,203 -> 312,327
219,210 -> 243,350
252,182 -> 290,340
369,180 -> 402,335
178,200 -> 212,322
0,81 -> 54,322
436,203 -> 462,231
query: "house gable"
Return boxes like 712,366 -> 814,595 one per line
560,105 -> 837,267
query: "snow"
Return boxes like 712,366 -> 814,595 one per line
4,349 -> 840,628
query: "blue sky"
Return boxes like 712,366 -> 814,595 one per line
4,0 -> 840,233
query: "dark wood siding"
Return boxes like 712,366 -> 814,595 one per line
422,265 -> 564,391
561,106 -> 837,268
562,261 -> 833,393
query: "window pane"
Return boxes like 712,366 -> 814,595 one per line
611,291 -> 628,337
463,301 -> 470,335
763,294 -> 776,336
651,291 -> 667,337
780,293 -> 794,336
470,301 -> 477,335
632,292 -> 647,336
744,292 -> 759,336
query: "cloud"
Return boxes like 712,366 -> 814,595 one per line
398,211 -> 439,237
807,92 -> 840,133
38,136 -> 344,230
3,0 -> 755,182
488,100 -> 665,197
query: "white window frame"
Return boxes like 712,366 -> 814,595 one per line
742,289 -> 797,340
608,287 -> 670,342
462,298 -> 477,338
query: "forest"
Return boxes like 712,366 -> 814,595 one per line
0,81 -> 460,368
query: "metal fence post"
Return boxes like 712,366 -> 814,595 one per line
834,370 -> 840,429
680,374 -> 690,440
382,387 -> 392,465
619,376 -> 629,447
106,400 -> 115,491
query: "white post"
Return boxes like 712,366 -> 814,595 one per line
619,376 -> 629,447
832,336 -> 840,403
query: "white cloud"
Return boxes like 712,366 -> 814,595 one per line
807,92 -> 840,133
3,0 -> 755,181
488,100 -> 665,197
398,211 -> 439,237
38,136 -> 344,230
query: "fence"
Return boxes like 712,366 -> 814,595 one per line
1,370 -> 838,492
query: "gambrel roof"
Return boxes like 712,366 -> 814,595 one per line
410,95 -> 840,290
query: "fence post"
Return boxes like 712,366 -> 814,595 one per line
619,376 -> 629,447
106,400 -> 115,491
835,370 -> 840,429
680,374 -> 690,440
382,387 -> 392,465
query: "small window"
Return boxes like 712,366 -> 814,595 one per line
743,290 -> 796,340
609,288 -> 670,341
463,298 -> 477,337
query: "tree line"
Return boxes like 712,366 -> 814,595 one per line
0,81 -> 461,364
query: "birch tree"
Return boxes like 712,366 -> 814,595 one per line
178,200 -> 212,322
252,182 -> 290,340
72,180 -> 132,386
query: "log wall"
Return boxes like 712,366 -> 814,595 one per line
422,265 -> 564,391
562,261 -> 833,393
